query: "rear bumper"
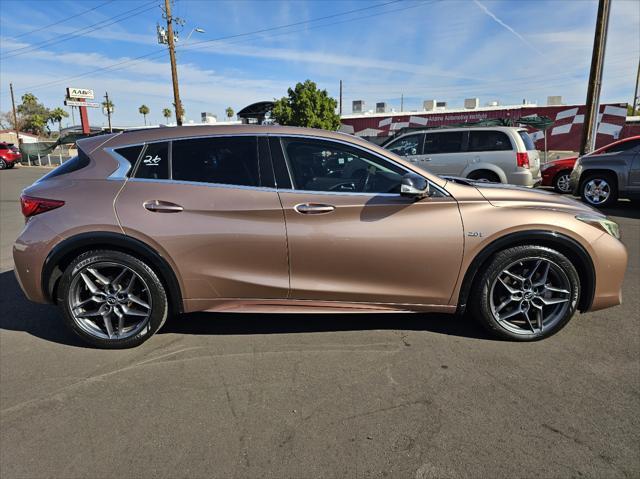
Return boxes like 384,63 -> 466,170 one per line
506,170 -> 542,187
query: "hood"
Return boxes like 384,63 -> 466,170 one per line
472,182 -> 602,216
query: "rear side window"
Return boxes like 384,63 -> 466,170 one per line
424,132 -> 464,154
134,142 -> 169,180
39,150 -> 91,181
468,131 -> 512,152
518,131 -> 536,150
172,136 -> 259,186
115,145 -> 143,169
387,134 -> 424,156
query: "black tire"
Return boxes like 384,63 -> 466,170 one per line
470,245 -> 580,341
468,170 -> 501,183
552,170 -> 572,193
579,172 -> 617,208
59,250 -> 168,348
7,162 -> 15,169
0,159 -> 6,169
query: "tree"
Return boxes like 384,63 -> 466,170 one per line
627,104 -> 639,116
102,99 -> 114,114
162,108 -> 172,123
225,106 -> 234,120
16,93 -> 50,135
49,107 -> 69,133
138,104 -> 150,125
272,80 -> 340,130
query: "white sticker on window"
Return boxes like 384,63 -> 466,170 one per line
143,154 -> 162,166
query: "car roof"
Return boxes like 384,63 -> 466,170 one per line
79,124 -> 375,152
389,126 -> 526,139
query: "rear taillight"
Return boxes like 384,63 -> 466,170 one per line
516,152 -> 530,169
20,195 -> 65,218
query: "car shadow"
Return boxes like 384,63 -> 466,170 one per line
0,269 -> 494,347
599,200 -> 640,220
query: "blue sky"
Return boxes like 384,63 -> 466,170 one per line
0,0 -> 638,127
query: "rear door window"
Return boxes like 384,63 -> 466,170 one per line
423,132 -> 464,154
39,150 -> 91,181
171,136 -> 260,186
468,131 -> 513,152
134,142 -> 169,180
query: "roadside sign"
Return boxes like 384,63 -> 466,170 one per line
66,87 -> 94,99
65,99 -> 100,108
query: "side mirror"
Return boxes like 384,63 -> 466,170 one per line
400,173 -> 429,199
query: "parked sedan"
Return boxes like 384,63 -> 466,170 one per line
541,135 -> 640,193
0,142 -> 21,169
14,126 -> 627,348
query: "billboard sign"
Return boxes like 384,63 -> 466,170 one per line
66,87 -> 94,99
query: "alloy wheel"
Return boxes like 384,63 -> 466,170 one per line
583,178 -> 610,205
68,262 -> 152,340
555,173 -> 571,193
489,257 -> 572,335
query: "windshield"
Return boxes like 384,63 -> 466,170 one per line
518,131 -> 536,151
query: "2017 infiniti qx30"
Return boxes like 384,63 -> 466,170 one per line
13,126 -> 627,348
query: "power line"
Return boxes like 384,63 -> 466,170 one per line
12,0 -> 116,39
5,0 -> 419,94
1,0 -> 158,59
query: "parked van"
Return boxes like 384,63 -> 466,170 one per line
384,127 -> 541,187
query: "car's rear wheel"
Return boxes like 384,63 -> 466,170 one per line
553,170 -> 572,193
471,245 -> 580,341
580,173 -> 617,207
468,170 -> 501,183
59,250 -> 168,348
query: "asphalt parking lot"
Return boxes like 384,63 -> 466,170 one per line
1,166 -> 638,479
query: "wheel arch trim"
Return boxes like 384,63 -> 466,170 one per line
42,231 -> 183,315
456,230 -> 596,315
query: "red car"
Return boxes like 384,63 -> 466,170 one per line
541,135 -> 640,193
0,142 -> 21,169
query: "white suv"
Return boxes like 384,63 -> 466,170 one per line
384,127 -> 541,187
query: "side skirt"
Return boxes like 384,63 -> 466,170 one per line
183,298 -> 457,315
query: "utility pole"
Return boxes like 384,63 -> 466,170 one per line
104,91 -> 113,133
9,82 -> 20,145
164,0 -> 183,126
580,0 -> 611,156
401,93 -> 404,112
339,80 -> 343,116
633,57 -> 640,114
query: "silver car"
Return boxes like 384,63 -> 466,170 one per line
384,126 -> 541,187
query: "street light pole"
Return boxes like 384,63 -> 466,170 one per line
164,0 -> 183,126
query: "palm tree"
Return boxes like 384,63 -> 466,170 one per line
225,106 -> 234,121
49,107 -> 69,133
162,108 -> 172,123
102,99 -> 114,113
21,93 -> 38,106
138,104 -> 150,125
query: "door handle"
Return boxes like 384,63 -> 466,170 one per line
143,200 -> 183,213
294,203 -> 335,214
421,157 -> 432,162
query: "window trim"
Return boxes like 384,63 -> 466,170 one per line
105,133 -> 449,197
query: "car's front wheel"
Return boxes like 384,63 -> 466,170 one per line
580,173 -> 617,207
553,170 -> 572,193
0,159 -> 6,169
471,245 -> 580,341
59,250 -> 168,348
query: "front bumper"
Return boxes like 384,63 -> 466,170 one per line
588,232 -> 628,311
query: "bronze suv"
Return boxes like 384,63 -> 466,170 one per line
14,126 -> 627,348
